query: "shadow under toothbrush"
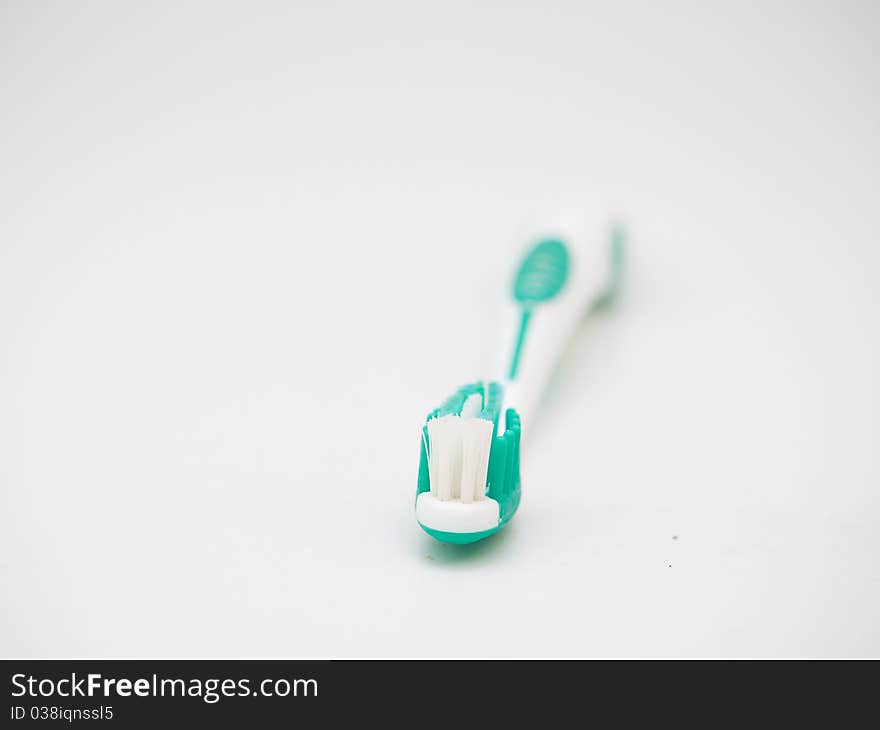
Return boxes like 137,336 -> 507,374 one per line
422,520 -> 516,566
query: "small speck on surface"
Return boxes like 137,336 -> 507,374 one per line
672,535 -> 679,540
426,555 -> 434,561
667,564 -> 672,567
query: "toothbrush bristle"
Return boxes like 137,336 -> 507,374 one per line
459,392 -> 483,420
459,418 -> 493,503
424,386 -> 495,503
426,415 -> 461,500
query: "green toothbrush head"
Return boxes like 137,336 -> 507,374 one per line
415,381 -> 521,544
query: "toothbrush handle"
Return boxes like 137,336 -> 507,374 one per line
497,207 -> 622,433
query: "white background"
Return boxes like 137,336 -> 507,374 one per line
1,1 -> 878,657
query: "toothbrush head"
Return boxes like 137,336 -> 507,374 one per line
415,382 -> 521,544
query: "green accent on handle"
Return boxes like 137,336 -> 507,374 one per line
513,238 -> 569,303
508,238 -> 569,378
508,309 -> 532,379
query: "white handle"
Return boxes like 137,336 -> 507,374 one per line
496,205 -> 622,434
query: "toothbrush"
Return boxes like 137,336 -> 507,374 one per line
415,205 -> 624,544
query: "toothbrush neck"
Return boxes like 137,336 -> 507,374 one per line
498,379 -> 536,439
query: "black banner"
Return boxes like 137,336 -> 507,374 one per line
2,659 -> 876,726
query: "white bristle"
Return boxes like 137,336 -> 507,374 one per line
426,412 -> 493,503
459,392 -> 483,420
426,415 -> 461,501
459,418 -> 493,503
